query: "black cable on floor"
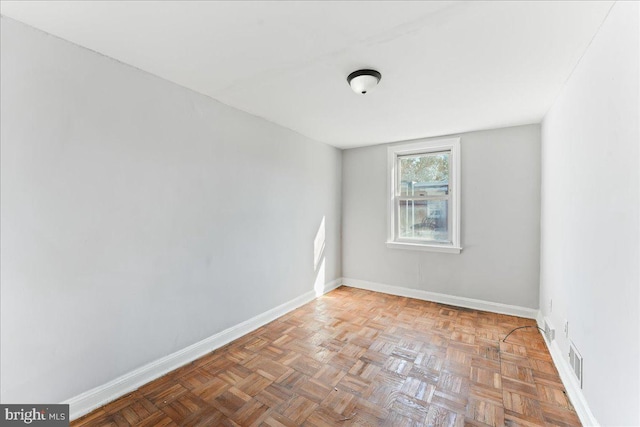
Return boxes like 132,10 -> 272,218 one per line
502,325 -> 546,343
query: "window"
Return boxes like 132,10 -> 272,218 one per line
387,137 -> 461,253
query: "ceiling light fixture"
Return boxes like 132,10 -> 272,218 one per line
347,69 -> 381,94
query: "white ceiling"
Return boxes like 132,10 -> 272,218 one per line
1,1 -> 613,149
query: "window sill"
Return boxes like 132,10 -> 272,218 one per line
386,241 -> 462,254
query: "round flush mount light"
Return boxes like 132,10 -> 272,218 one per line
347,69 -> 381,94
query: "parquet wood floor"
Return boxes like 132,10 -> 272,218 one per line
71,287 -> 581,426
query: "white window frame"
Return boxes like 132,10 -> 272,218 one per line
386,137 -> 461,254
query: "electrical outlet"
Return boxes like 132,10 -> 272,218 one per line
549,299 -> 553,313
543,318 -> 556,342
564,320 -> 569,338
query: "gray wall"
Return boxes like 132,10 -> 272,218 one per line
342,125 -> 541,308
0,17 -> 342,403
539,2 -> 639,425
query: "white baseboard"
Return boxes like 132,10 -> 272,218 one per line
64,279 -> 341,421
535,313 -> 599,426
342,277 -> 538,319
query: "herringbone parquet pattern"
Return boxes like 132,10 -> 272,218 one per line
71,287 -> 580,426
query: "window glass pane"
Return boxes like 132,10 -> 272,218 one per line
398,200 -> 449,242
399,152 -> 449,196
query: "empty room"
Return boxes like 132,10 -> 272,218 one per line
1,1 -> 638,426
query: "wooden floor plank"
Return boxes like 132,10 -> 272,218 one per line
71,287 -> 580,426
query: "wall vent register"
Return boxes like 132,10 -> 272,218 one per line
569,341 -> 583,388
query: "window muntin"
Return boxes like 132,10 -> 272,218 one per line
387,138 -> 461,253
